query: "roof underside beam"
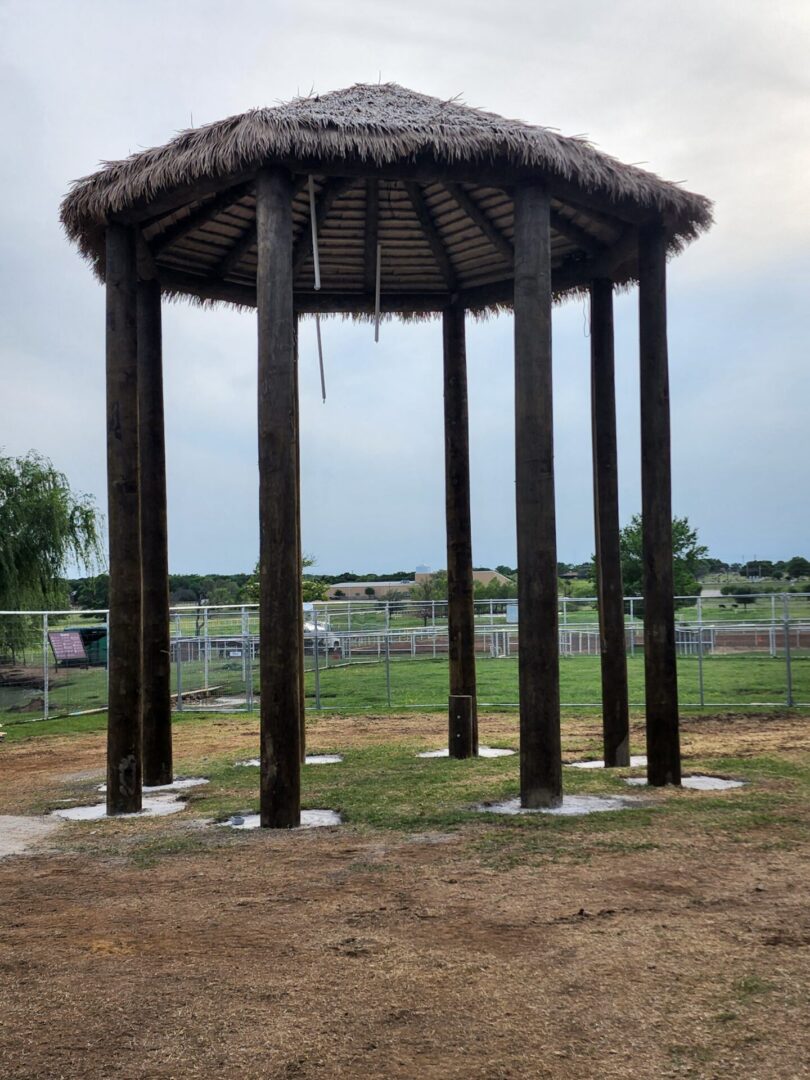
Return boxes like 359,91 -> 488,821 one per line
444,182 -> 513,263
403,182 -> 457,292
149,181 -> 253,257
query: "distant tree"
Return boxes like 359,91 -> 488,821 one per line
786,556 -> 810,580
364,586 -> 375,597
495,564 -> 516,578
0,451 -> 101,659
242,553 -> 327,602
614,514 -> 707,607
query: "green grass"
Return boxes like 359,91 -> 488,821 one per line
2,651 -> 808,732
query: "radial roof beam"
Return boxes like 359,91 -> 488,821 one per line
444,182 -> 513,263
549,209 -> 606,258
403,181 -> 457,292
149,181 -> 253,257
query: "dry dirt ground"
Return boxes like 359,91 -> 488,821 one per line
1,711 -> 809,1079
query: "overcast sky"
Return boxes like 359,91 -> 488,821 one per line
1,0 -> 807,575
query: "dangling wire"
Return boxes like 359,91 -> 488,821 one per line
374,242 -> 382,343
308,176 -> 326,402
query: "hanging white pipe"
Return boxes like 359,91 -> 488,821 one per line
308,175 -> 321,291
308,176 -> 326,402
374,242 -> 382,343
315,315 -> 326,403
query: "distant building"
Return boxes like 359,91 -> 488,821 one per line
327,566 -> 511,600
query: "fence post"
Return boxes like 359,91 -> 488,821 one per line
629,597 -> 635,657
385,630 -> 392,708
242,607 -> 254,712
42,613 -> 49,720
697,596 -> 705,708
313,606 -> 322,710
175,611 -> 183,711
783,594 -> 794,707
203,604 -> 210,691
105,609 -> 110,710
770,594 -> 777,658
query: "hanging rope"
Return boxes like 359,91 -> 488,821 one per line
374,242 -> 382,343
308,175 -> 326,402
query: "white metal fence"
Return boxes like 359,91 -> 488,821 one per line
1,593 -> 808,721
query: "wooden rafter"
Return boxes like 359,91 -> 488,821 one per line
214,176 -> 311,280
444,182 -> 513,263
216,223 -> 256,279
549,209 -> 605,258
363,178 -> 379,294
292,177 -> 356,274
403,181 -> 457,291
149,181 -> 253,257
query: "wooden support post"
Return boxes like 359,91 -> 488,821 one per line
138,278 -> 172,785
514,183 -> 562,809
257,166 -> 302,827
105,223 -> 143,814
448,695 -> 474,759
590,278 -> 630,766
294,320 -> 306,763
443,302 -> 478,755
638,222 -> 681,786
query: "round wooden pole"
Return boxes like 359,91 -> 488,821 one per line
514,183 -> 562,809
294,320 -> 306,763
590,278 -> 630,766
257,166 -> 302,827
138,277 -> 173,786
105,223 -> 143,815
639,222 -> 681,786
443,302 -> 477,757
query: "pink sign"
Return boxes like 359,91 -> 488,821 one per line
49,631 -> 88,664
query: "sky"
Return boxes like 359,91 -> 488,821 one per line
0,0 -> 808,575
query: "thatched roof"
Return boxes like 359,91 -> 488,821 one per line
61,84 -> 712,316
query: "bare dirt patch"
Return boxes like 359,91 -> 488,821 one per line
1,710 -> 809,1079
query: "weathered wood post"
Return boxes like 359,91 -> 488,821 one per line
590,278 -> 630,766
514,183 -> 562,808
638,221 -> 681,786
105,223 -> 143,814
138,276 -> 173,786
443,301 -> 477,757
257,166 -> 302,827
293,321 -> 306,763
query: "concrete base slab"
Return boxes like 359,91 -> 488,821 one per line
625,774 -> 744,790
477,794 -> 638,816
0,815 -> 62,858
52,795 -> 188,821
569,755 -> 647,769
235,755 -> 343,767
221,810 -> 342,830
418,746 -> 516,759
98,778 -> 209,793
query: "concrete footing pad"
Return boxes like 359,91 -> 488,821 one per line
568,755 -> 647,769
625,774 -> 744,790
418,746 -> 515,759
477,794 -> 639,816
98,778 -> 209,793
235,755 -> 343,767
52,795 -> 189,821
220,810 -> 342,830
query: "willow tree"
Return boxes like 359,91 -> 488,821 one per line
0,452 -> 101,658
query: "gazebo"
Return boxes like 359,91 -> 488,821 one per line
61,84 -> 712,825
